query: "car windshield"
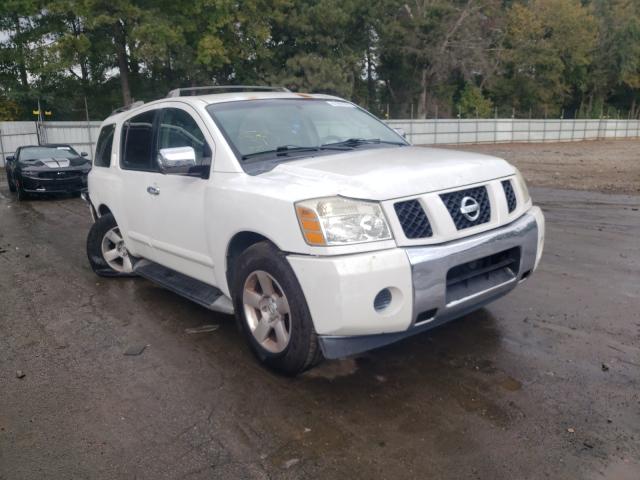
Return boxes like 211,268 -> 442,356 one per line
206,99 -> 407,164
20,146 -> 79,160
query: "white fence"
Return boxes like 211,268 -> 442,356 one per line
387,118 -> 640,146
2,118 -> 640,167
0,121 -> 101,167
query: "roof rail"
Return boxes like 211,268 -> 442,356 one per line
166,85 -> 290,98
109,100 -> 145,117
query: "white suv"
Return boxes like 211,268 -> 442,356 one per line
85,86 -> 545,374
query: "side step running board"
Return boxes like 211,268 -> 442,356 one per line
133,260 -> 234,315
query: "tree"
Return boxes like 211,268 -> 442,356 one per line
376,0 -> 503,118
459,84 -> 493,117
492,0 -> 597,115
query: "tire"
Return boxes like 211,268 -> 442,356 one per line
232,241 -> 323,375
15,178 -> 28,200
6,172 -> 16,193
86,213 -> 136,277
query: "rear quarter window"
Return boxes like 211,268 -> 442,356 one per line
94,124 -> 115,167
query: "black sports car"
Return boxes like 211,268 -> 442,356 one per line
5,144 -> 92,199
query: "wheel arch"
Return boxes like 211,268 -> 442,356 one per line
97,204 -> 112,217
225,231 -> 281,291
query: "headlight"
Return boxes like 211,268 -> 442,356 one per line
514,169 -> 531,204
295,197 -> 392,246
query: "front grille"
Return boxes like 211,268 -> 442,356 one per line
446,247 -> 521,304
440,186 -> 491,230
502,179 -> 517,213
38,170 -> 82,179
394,199 -> 433,239
22,176 -> 84,191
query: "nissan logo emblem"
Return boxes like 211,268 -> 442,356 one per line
460,196 -> 480,221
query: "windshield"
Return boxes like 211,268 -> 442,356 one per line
20,146 -> 79,160
206,99 -> 407,165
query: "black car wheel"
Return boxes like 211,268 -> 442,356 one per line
6,172 -> 16,192
15,178 -> 28,200
232,241 -> 323,375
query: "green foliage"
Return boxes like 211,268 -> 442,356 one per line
0,97 -> 20,120
459,85 -> 493,118
493,0 -> 597,114
0,0 -> 639,120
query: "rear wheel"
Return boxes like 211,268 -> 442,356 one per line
86,213 -> 136,277
232,241 -> 323,375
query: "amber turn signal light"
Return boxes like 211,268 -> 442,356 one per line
295,206 -> 326,245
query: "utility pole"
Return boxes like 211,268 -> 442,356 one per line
84,96 -> 93,157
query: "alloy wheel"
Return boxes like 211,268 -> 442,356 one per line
100,227 -> 133,273
242,270 -> 291,353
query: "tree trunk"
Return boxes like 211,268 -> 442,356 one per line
366,34 -> 374,110
13,16 -> 29,89
417,68 -> 428,118
113,21 -> 132,106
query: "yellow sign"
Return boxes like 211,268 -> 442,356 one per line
45,111 -> 52,116
32,109 -> 40,115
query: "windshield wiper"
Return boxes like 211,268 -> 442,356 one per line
320,138 -> 405,148
241,145 -> 320,160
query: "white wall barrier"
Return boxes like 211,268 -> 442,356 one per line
2,118 -> 639,167
0,121 -> 101,167
386,118 -> 640,146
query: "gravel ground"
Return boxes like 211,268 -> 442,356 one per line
442,139 -> 640,194
1,144 -> 639,479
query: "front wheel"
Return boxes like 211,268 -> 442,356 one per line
6,172 -> 16,192
232,241 -> 323,375
15,178 -> 28,200
86,213 -> 136,277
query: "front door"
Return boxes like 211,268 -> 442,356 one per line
147,106 -> 216,285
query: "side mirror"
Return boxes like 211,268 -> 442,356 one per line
393,127 -> 407,139
157,146 -> 197,175
81,152 -> 88,157
6,155 -> 15,162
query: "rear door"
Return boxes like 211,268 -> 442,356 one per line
147,105 -> 216,284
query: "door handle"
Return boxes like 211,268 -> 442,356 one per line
147,186 -> 160,196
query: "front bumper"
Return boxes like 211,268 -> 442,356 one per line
288,206 -> 544,359
20,173 -> 87,193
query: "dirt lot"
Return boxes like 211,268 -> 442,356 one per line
1,142 -> 639,479
444,139 -> 640,194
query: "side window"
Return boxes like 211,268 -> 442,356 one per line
121,110 -> 156,171
94,124 -> 115,167
157,108 -> 212,168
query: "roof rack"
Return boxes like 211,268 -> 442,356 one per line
166,85 -> 290,98
109,100 -> 145,116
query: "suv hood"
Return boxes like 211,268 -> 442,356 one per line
263,146 -> 516,201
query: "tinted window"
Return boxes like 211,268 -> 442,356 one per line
121,110 -> 156,170
94,124 -> 115,167
19,146 -> 79,160
157,108 -> 212,167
